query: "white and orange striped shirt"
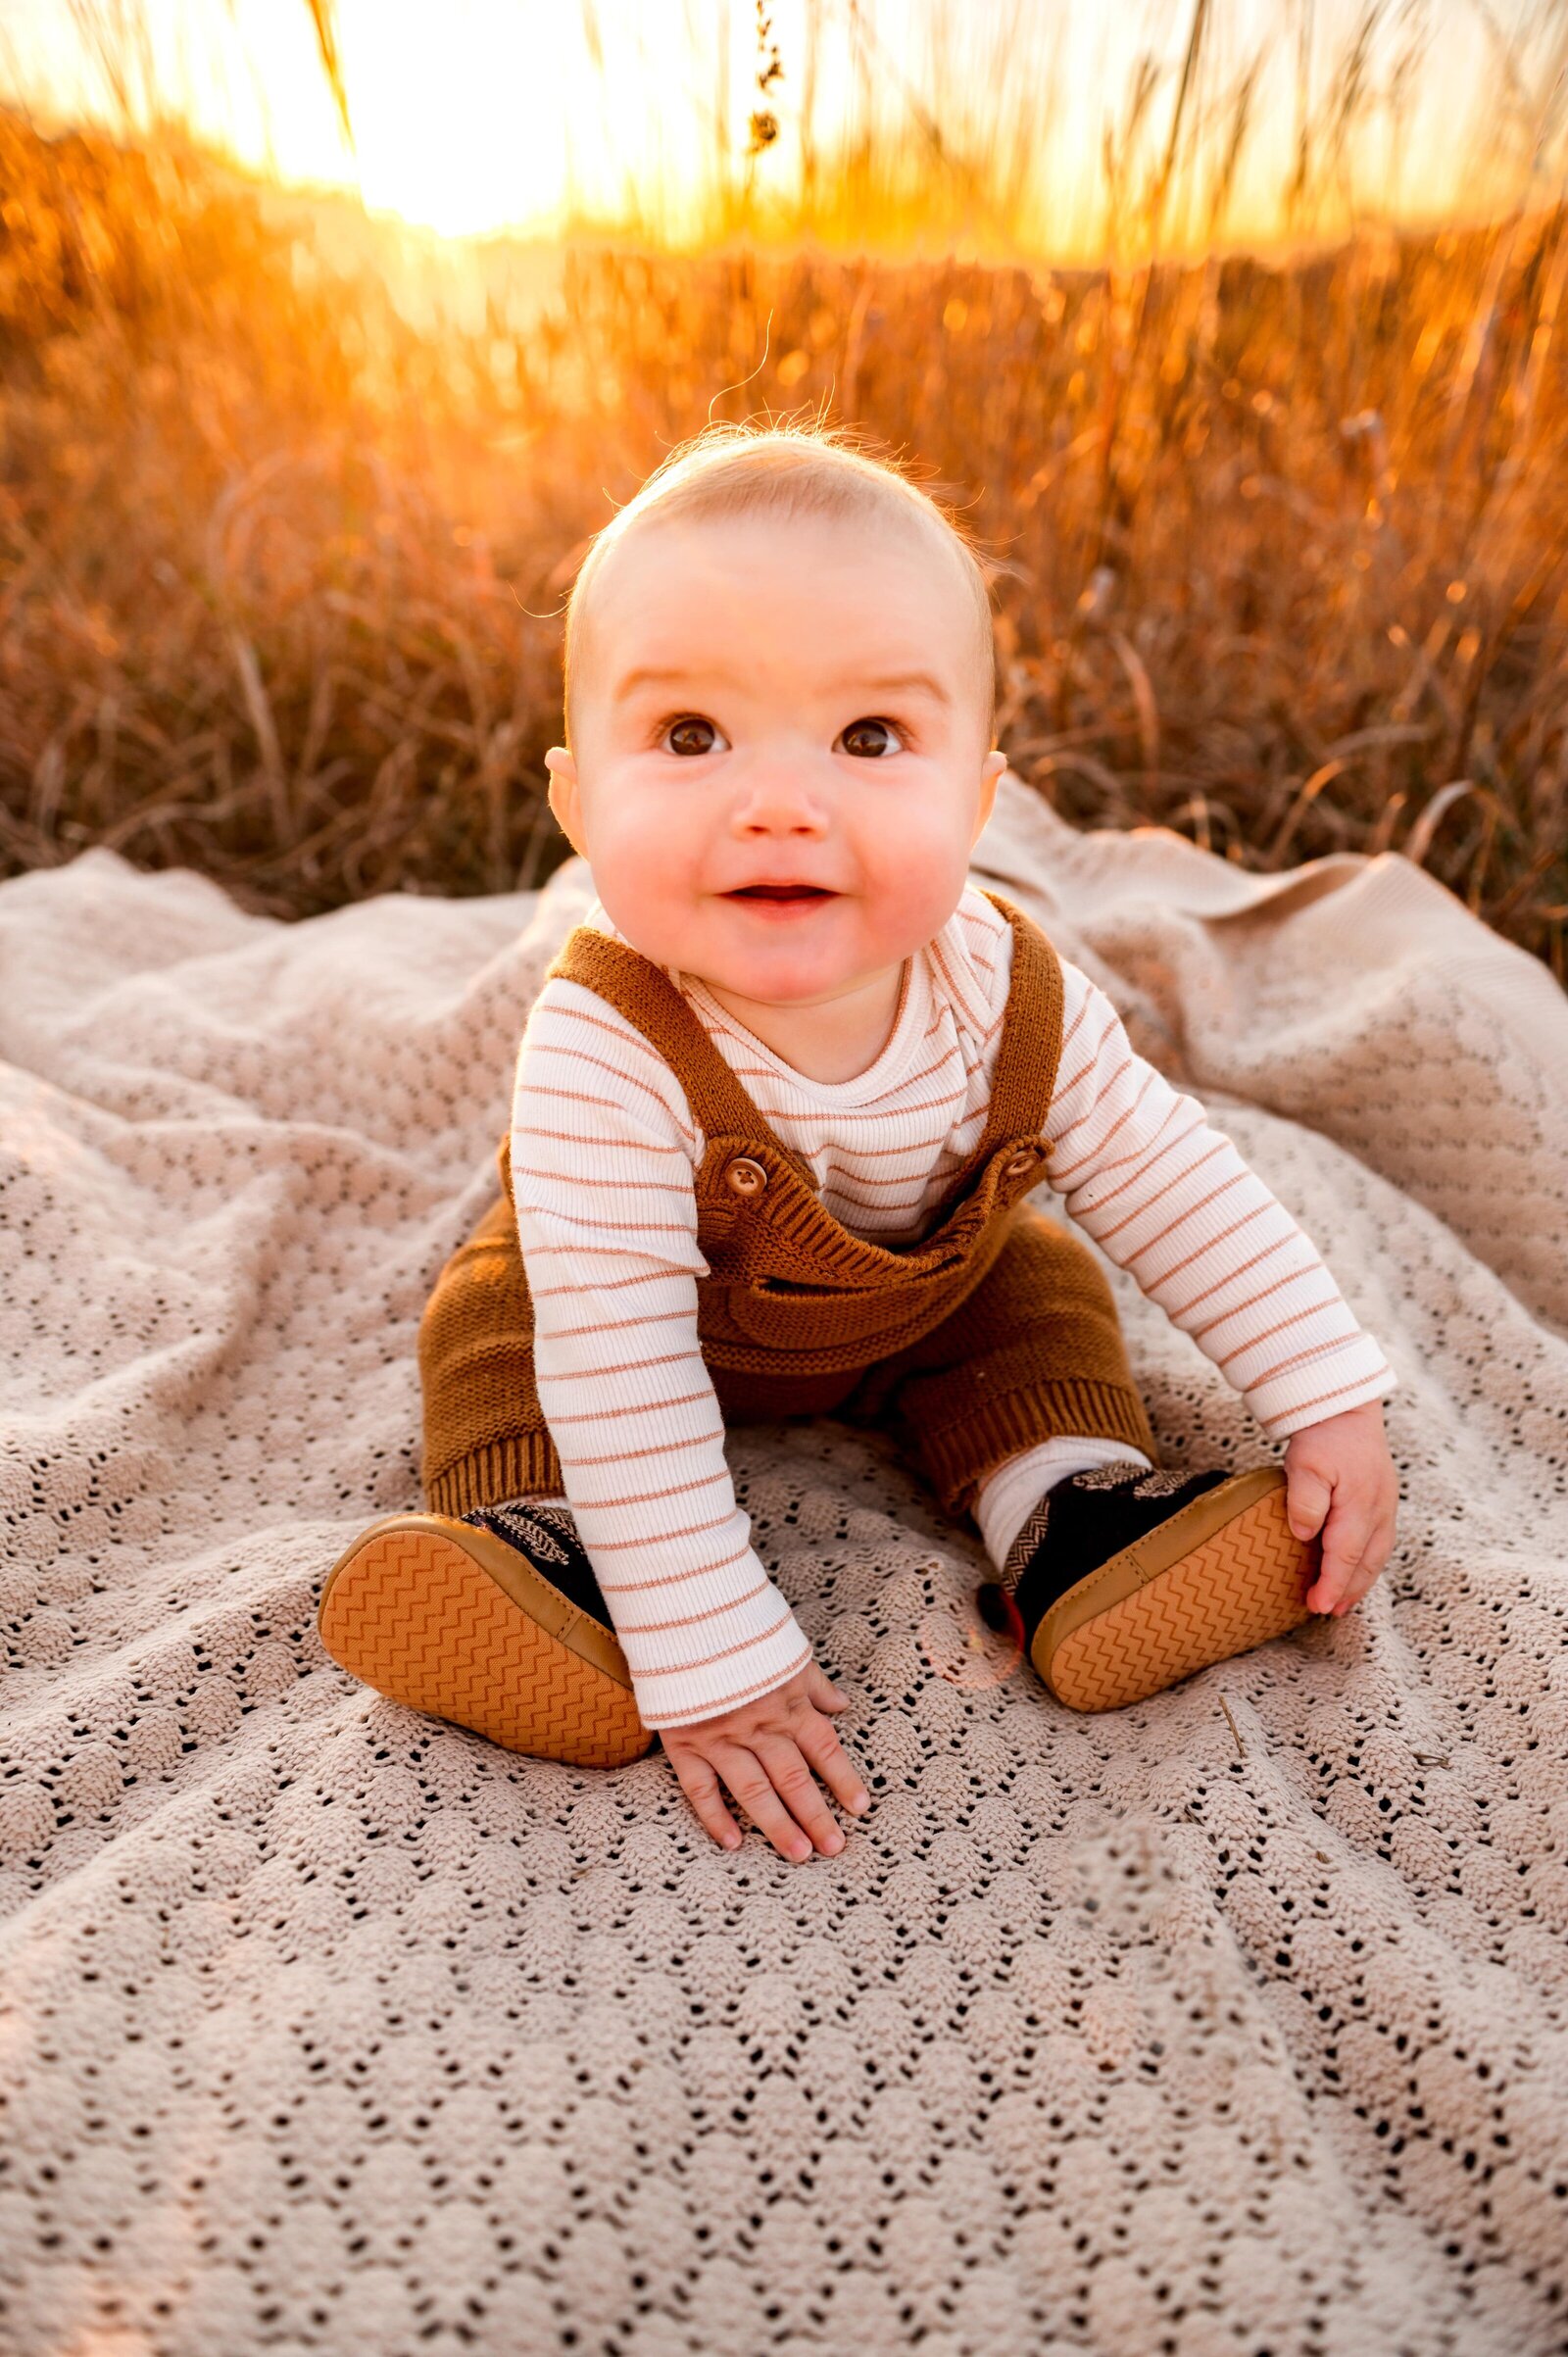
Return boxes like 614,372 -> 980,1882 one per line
510,886 -> 1396,1727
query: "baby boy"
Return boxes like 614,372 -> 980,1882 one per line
318,423 -> 1399,1864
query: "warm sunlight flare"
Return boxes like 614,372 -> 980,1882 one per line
6,0 -> 1562,256
2,0 -> 1566,970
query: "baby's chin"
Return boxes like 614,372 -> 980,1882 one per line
695,897 -> 921,1000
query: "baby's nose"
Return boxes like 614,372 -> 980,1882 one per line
731,766 -> 830,832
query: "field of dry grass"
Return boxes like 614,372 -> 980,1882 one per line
2,106 -> 1565,975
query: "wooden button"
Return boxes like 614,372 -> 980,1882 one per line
1003,1148 -> 1038,1180
724,1156 -> 768,1200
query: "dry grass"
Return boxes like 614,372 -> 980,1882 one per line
1,107 -> 1565,976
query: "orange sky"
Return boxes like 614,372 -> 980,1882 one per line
3,0 -> 1563,256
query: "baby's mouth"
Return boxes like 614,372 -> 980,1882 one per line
725,884 -> 837,906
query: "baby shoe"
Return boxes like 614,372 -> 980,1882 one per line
318,1498 -> 654,1768
975,1462 -> 1316,1712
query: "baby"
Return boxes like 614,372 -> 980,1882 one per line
318,422 -> 1399,1865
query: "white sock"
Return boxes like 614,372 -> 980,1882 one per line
975,1437 -> 1153,1575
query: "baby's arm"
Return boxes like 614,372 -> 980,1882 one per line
1043,962 -> 1398,1604
1043,962 -> 1396,1434
512,977 -> 866,1853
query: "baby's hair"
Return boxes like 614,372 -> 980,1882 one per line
561,418 -> 999,750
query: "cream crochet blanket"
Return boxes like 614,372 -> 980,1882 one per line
3,775 -> 1566,2356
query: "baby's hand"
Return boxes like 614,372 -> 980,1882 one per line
1283,1399 -> 1399,1616
661,1660 -> 870,1862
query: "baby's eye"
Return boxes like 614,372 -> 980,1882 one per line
662,714 -> 724,758
838,716 -> 904,759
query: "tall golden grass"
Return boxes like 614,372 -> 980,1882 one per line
1,94 -> 1565,975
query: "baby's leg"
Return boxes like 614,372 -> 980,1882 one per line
884,1207 -> 1317,1710
875,1201 -> 1160,1519
315,1189 -> 653,1766
972,1435 -> 1155,1572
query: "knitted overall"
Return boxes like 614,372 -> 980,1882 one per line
418,892 -> 1157,1528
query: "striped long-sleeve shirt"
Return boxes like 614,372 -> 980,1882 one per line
510,886 -> 1396,1727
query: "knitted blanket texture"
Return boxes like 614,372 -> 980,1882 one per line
3,774 -> 1566,2357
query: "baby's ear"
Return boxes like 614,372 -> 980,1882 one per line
544,747 -> 587,856
972,748 -> 1007,842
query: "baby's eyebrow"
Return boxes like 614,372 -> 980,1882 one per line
612,663 -> 951,705
613,663 -> 733,702
854,670 -> 951,704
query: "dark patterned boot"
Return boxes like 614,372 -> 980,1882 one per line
976,1462 -> 1318,1712
318,1498 -> 652,1767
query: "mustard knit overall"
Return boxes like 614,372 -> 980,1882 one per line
417,892 -> 1157,1524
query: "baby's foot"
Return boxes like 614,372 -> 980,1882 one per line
975,1463 -> 1317,1712
317,1499 -> 653,1766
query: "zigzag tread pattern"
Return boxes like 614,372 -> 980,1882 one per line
318,1528 -> 654,1768
1049,1489 -> 1314,1713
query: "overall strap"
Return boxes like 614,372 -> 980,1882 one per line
529,896 -> 1064,1193
974,890 -> 1066,1150
544,925 -> 807,1158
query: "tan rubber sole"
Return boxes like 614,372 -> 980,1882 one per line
1035,1468 -> 1316,1713
317,1515 -> 654,1768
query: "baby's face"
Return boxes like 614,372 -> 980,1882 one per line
546,509 -> 1005,1008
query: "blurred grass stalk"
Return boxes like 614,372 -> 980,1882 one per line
0,0 -> 1565,976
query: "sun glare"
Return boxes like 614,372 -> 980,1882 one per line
1,0 -> 1549,256
230,0 -> 601,238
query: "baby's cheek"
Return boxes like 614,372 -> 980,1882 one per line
584,810 -> 693,929
859,823 -> 973,947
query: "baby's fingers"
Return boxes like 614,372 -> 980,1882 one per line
670,1750 -> 743,1851
1286,1462 -> 1332,1543
796,1710 -> 870,1823
1306,1498 -> 1374,1614
712,1743 -> 817,1863
806,1661 -> 850,1713
752,1735 -> 846,1857
1330,1512 -> 1398,1617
